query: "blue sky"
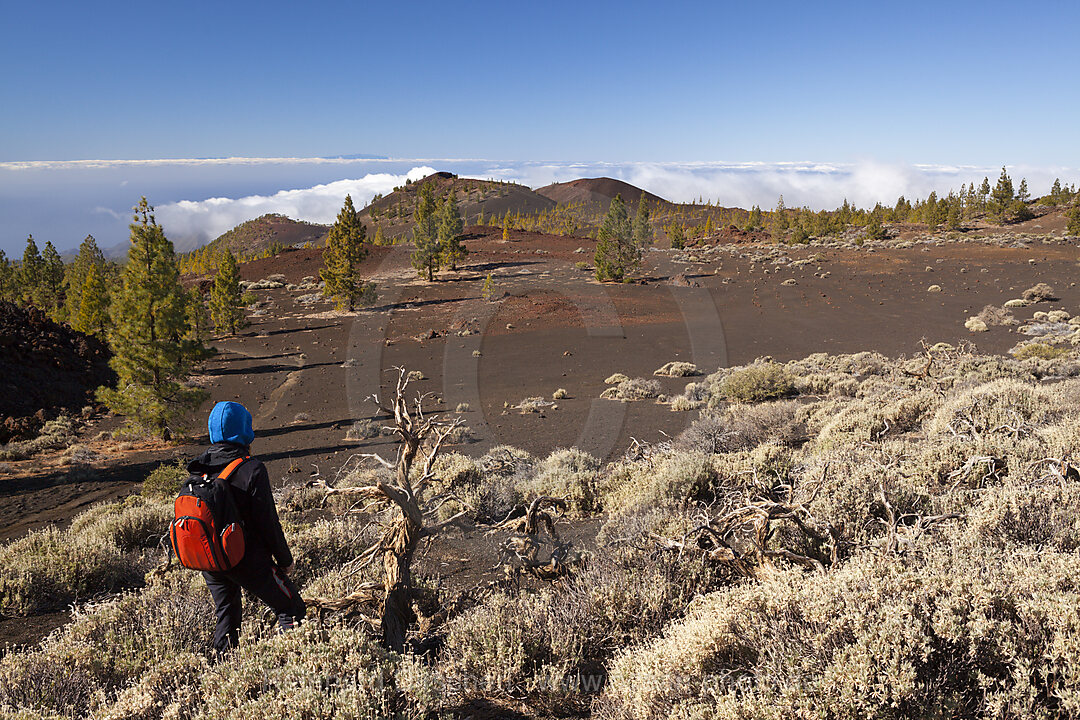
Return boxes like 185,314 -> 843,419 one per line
1,0 -> 1078,253
4,0 -> 1077,164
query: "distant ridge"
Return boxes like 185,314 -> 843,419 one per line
535,177 -> 668,209
208,213 -> 327,255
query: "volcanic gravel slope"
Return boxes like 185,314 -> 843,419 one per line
0,302 -> 114,443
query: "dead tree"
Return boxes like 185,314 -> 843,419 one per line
497,496 -> 571,580
653,464 -> 842,577
308,367 -> 465,651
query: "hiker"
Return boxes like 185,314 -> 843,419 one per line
182,401 -> 305,653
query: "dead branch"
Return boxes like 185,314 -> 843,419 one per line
308,366 -> 467,652
498,496 -> 572,579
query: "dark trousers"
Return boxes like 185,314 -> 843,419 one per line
202,555 -> 306,653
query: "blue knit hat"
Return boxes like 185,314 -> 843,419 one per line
208,401 -> 254,446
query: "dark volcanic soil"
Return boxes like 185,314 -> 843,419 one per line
0,302 -> 114,443
5,227 -> 1080,550
4,224 -> 1080,650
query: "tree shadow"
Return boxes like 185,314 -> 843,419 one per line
206,360 -> 340,377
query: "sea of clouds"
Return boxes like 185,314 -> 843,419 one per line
1,157 -> 1074,254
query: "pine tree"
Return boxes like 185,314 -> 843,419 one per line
768,196 -> 789,239
594,194 -> 639,282
924,191 -> 943,230
97,197 -> 207,439
481,272 -> 497,301
0,251 -> 15,302
1067,205 -> 1080,236
667,223 -> 686,250
38,241 -> 65,319
744,205 -> 763,231
186,287 -> 211,344
502,211 -> 511,240
320,194 -> 370,310
437,192 -> 466,270
633,197 -> 653,246
1017,178 -> 1030,202
410,183 -> 441,281
73,264 -> 109,336
64,235 -> 107,322
373,224 -> 386,246
1050,178 -> 1063,205
209,248 -> 245,335
18,235 -> 44,306
988,168 -> 1013,223
977,177 -> 991,213
946,196 -> 962,231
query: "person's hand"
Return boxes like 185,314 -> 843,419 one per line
282,563 -> 295,577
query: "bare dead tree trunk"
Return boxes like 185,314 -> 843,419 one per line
308,367 -> 462,652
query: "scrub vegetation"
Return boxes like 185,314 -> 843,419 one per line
5,345 -> 1080,718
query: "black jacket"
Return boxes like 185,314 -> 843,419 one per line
187,442 -> 293,568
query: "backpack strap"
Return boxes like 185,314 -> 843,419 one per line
216,456 -> 250,481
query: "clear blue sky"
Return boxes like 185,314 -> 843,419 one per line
2,0 -> 1078,166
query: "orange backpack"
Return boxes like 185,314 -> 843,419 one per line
170,457 -> 248,572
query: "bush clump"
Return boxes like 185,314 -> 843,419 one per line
522,448 -> 601,513
1012,342 -> 1070,361
718,362 -> 796,403
142,459 -> 188,498
1022,282 -> 1057,303
0,497 -> 168,615
601,377 -> 662,401
597,544 -> 1080,720
653,361 -> 700,377
0,415 -> 78,461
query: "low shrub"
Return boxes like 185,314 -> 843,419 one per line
1012,342 -> 1070,361
1023,282 -> 1057,303
653,361 -> 700,377
0,572 -> 213,716
142,459 -> 189,498
67,495 -> 172,551
597,544 -> 1080,720
976,303 -> 1018,327
0,415 -> 78,461
191,622 -> 427,719
601,450 -> 718,516
344,418 -> 381,440
600,378 -> 662,401
0,517 -> 152,615
522,448 -> 601,513
717,362 -> 795,403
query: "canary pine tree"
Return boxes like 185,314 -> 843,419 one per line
19,235 -> 44,306
209,247 -> 245,334
633,196 -> 653,247
410,183 -> 441,281
98,197 -> 207,438
438,192 -> 466,270
321,194 -> 370,310
988,167 -> 1014,223
594,194 -> 639,282
0,251 -> 15,302
73,264 -> 109,337
63,235 -> 107,323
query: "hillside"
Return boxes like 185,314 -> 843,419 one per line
361,171 -> 556,241
0,302 -> 114,443
535,176 -> 669,209
207,213 -> 328,255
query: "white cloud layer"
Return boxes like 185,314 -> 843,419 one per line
122,159 -> 1077,251
155,167 -> 435,249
